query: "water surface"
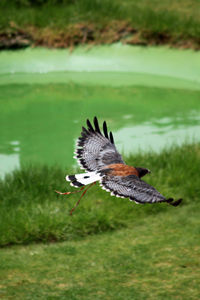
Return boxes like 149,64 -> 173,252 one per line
0,44 -> 200,178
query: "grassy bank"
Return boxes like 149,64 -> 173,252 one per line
0,0 -> 200,49
0,143 -> 200,247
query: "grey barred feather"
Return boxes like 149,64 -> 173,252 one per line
75,117 -> 124,171
100,174 -> 166,204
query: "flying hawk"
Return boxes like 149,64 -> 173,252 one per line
56,117 -> 182,214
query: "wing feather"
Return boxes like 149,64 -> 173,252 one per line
109,131 -> 114,144
87,119 -> 95,132
100,174 -> 167,204
74,117 -> 124,171
94,116 -> 101,134
103,121 -> 108,138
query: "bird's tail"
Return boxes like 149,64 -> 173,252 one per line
66,171 -> 101,187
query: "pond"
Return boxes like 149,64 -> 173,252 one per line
0,44 -> 200,178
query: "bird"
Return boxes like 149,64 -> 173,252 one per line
56,117 -> 182,214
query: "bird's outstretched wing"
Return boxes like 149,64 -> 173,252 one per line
74,117 -> 124,172
100,174 -> 168,204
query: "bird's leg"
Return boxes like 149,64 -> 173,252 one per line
70,182 -> 96,215
55,186 -> 86,195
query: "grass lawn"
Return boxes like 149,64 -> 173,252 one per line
0,205 -> 200,299
1,0 -> 200,49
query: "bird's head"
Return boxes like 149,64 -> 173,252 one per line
135,167 -> 151,178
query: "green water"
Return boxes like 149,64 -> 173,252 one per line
0,44 -> 200,178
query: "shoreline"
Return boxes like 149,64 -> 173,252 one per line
1,21 -> 200,51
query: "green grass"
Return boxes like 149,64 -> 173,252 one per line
0,143 -> 200,298
0,143 -> 200,247
0,206 -> 200,299
1,0 -> 200,46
